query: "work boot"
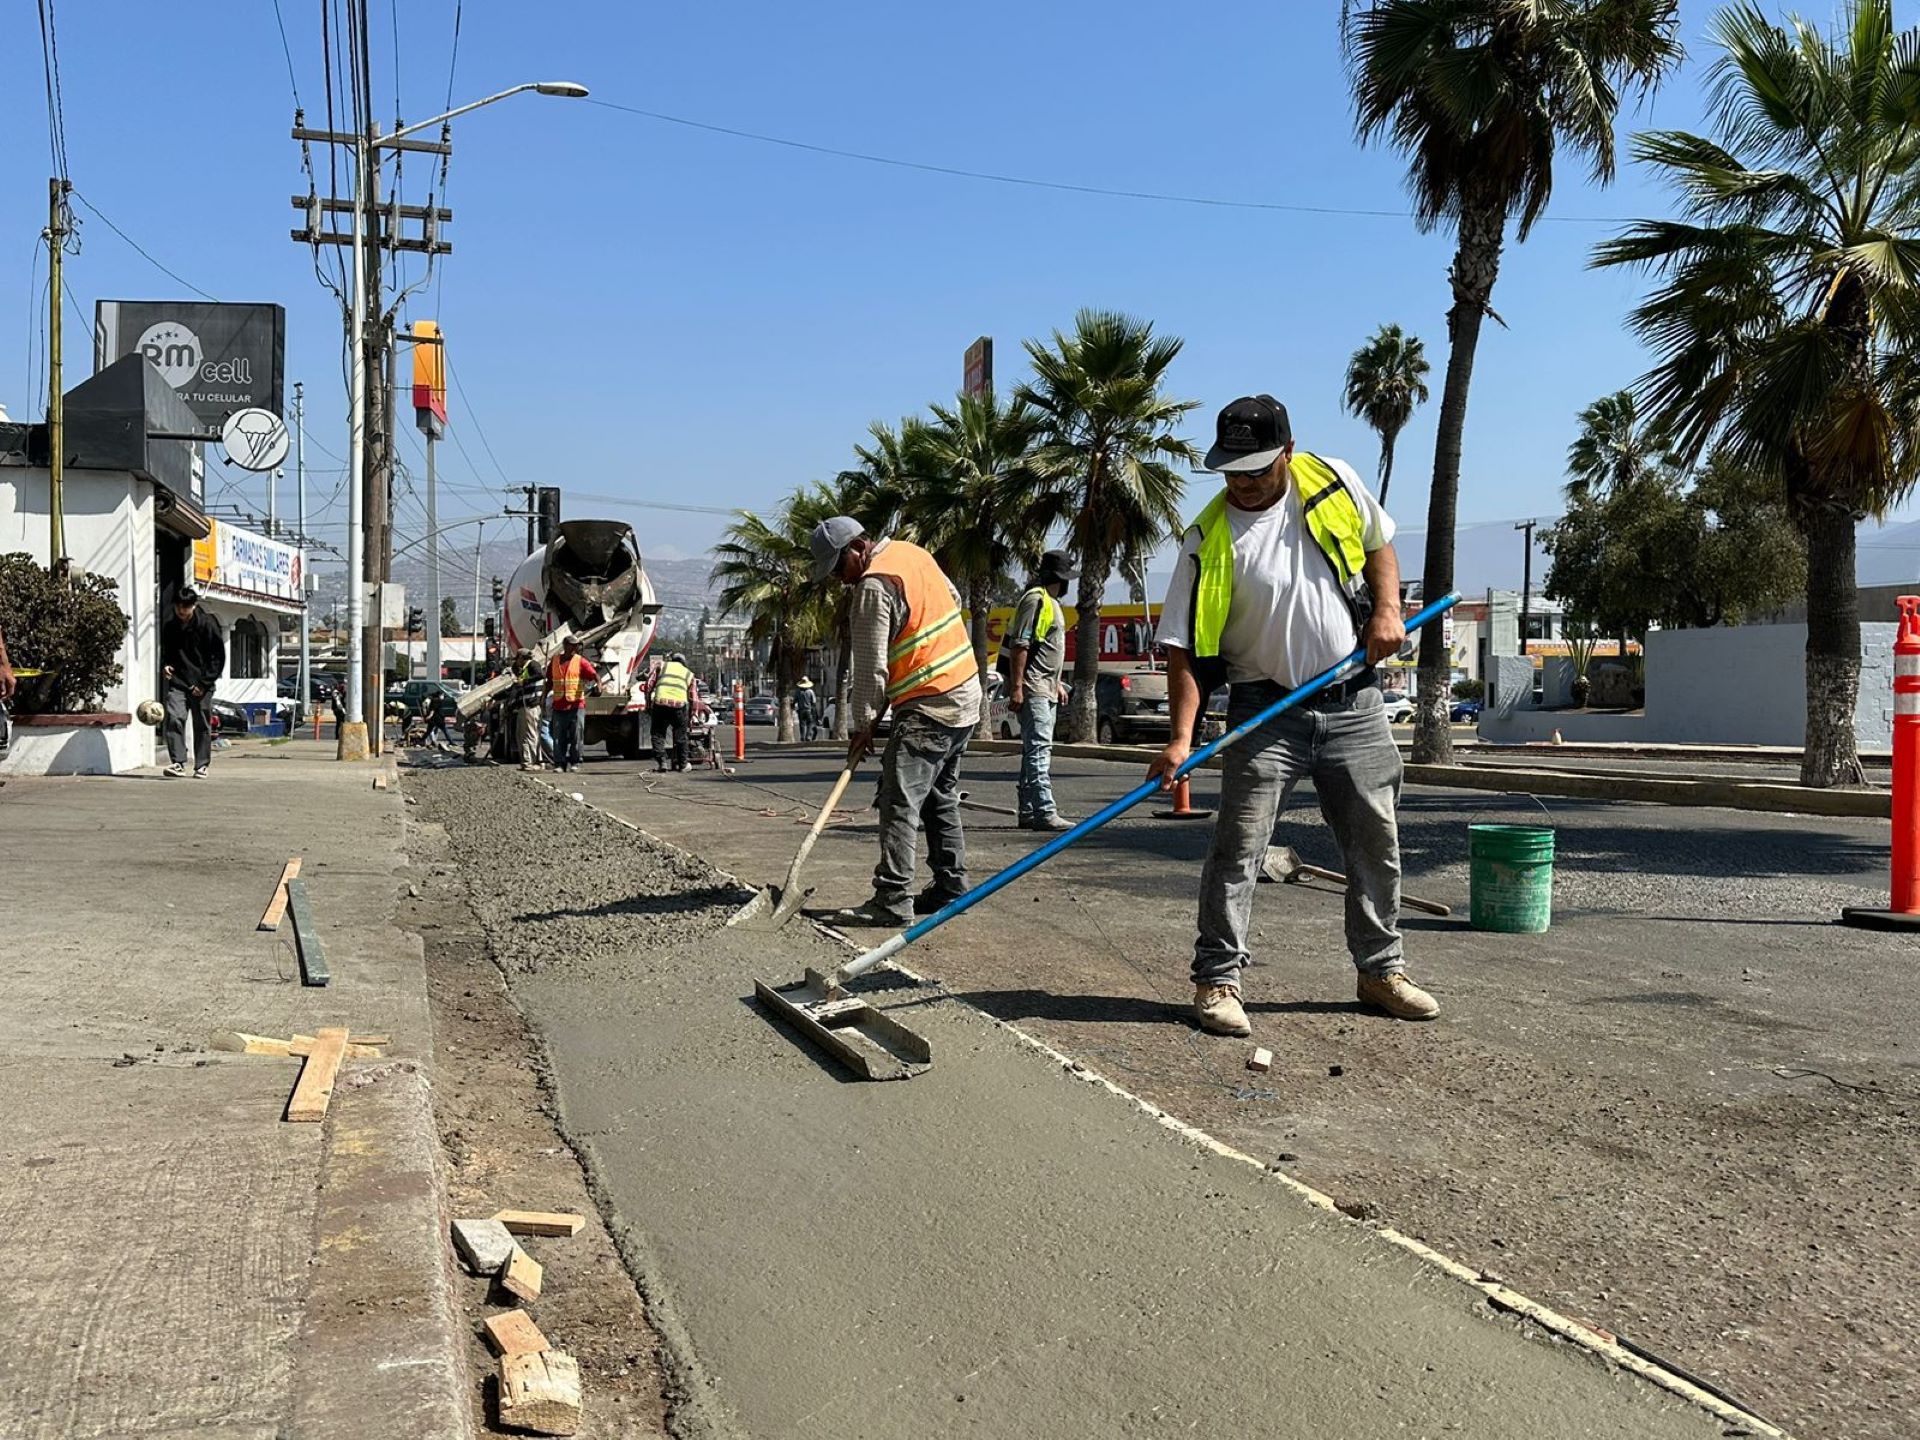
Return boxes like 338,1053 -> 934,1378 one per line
912,887 -> 966,916
1357,972 -> 1440,1021
1026,813 -> 1073,832
1193,983 -> 1251,1037
818,901 -> 911,929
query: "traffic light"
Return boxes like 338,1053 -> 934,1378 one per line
536,486 -> 561,546
490,576 -> 503,607
406,606 -> 424,636
483,616 -> 496,640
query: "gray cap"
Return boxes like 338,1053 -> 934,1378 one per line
809,516 -> 866,581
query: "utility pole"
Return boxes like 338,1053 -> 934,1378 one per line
470,532 -> 483,686
425,401 -> 441,685
295,382 -> 311,725
523,484 -> 538,554
267,466 -> 279,536
46,177 -> 71,575
1514,519 -> 1536,657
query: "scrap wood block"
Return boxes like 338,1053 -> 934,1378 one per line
211,1030 -> 295,1057
372,775 -> 389,790
289,1034 -> 384,1060
498,1350 -> 582,1436
498,1244 -> 544,1303
1247,1047 -> 1273,1074
483,1308 -> 551,1358
285,879 -> 330,987
285,1027 -> 348,1122
451,1218 -> 517,1275
258,857 -> 303,931
492,1209 -> 585,1238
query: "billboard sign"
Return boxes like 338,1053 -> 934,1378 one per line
963,336 -> 993,397
96,300 -> 286,429
410,319 -> 447,431
193,520 -> 303,604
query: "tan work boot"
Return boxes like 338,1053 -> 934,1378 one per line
1194,983 -> 1252,1037
1357,972 -> 1439,1020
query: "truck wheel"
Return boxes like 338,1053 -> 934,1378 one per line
1097,718 -> 1117,746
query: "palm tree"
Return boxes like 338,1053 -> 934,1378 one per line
1344,0 -> 1682,763
1017,309 -> 1200,742
709,489 -> 837,744
1594,0 -> 1920,787
834,419 -> 925,538
1565,390 -> 1661,502
908,390 -> 1063,736
1342,323 -> 1430,505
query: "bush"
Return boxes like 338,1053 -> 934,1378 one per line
1451,678 -> 1484,701
0,553 -> 129,712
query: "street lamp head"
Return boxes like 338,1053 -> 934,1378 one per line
534,82 -> 590,98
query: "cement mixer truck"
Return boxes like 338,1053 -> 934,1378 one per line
461,519 -> 662,758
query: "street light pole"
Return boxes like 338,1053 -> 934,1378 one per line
1514,519 -> 1536,657
295,382 -> 310,725
425,418 -> 440,684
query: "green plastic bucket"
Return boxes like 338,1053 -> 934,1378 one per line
1468,824 -> 1555,933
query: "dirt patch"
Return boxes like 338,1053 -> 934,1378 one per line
399,791 -> 671,1438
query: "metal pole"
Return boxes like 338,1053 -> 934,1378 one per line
268,467 -> 278,536
344,133 -> 368,740
295,383 -> 311,726
47,178 -> 69,574
1514,519 -> 1535,657
425,426 -> 441,683
471,529 -> 483,686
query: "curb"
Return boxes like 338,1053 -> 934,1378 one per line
968,739 -> 1890,819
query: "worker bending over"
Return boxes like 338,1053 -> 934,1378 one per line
648,651 -> 700,772
1149,395 -> 1437,1037
811,516 -> 981,926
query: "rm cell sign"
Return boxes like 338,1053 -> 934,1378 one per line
96,300 -> 286,428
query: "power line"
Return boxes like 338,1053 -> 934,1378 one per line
445,357 -> 513,484
69,190 -> 221,301
587,98 -> 1637,225
36,0 -> 70,180
270,0 -> 302,105
443,0 -> 462,110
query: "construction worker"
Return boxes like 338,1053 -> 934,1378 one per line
1006,549 -> 1078,831
159,586 -> 225,779
546,634 -> 597,773
810,516 -> 981,926
794,676 -> 821,741
510,649 -> 545,771
0,619 -> 15,701
648,650 -> 699,772
1148,395 -> 1436,1037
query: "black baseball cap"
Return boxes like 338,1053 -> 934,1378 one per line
1203,395 -> 1292,473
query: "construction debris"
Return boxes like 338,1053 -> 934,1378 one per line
498,1244 -> 544,1303
211,1029 -> 383,1060
497,1350 -> 582,1436
258,857 -> 303,931
483,1308 -> 551,1358
284,1027 -> 348,1123
373,775 -> 389,790
289,1034 -> 383,1059
492,1209 -> 585,1238
1247,1047 -> 1273,1074
451,1218 -> 517,1275
285,878 -> 330,987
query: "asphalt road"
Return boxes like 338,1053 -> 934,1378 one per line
535,729 -> 1920,1439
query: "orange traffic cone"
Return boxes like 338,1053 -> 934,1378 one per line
1153,775 -> 1213,821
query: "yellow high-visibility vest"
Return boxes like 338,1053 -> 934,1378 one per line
653,660 -> 692,707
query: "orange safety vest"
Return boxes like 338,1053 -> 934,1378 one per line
864,540 -> 978,704
548,653 -> 589,706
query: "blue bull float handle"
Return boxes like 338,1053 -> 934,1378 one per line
833,591 -> 1461,982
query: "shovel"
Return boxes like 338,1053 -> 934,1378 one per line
728,712 -> 884,930
1261,844 -> 1452,917
758,592 -> 1462,1078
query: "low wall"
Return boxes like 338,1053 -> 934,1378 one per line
0,715 -> 151,775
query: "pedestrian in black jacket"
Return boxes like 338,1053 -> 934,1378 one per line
159,587 -> 225,777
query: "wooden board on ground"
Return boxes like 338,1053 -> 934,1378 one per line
211,1030 -> 295,1057
289,1034 -> 383,1059
285,878 -> 330,987
285,1026 -> 348,1122
451,1217 -> 517,1274
492,1209 -> 585,1238
497,1245 -> 544,1303
483,1308 -> 551,1358
497,1350 -> 582,1436
258,857 -> 303,931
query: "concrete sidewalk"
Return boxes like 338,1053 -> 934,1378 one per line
0,740 -> 468,1440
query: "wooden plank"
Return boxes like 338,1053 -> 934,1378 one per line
492,1209 -> 585,1238
210,1030 -> 294,1057
258,857 -> 303,931
1247,1047 -> 1273,1074
285,879 -> 330,987
497,1351 -> 582,1436
482,1308 -> 551,1358
451,1218 -> 516,1274
285,1027 -> 349,1122
497,1245 -> 544,1303
289,1035 -> 383,1060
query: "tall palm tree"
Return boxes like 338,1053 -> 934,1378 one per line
834,419 -> 925,539
1344,0 -> 1682,763
709,489 -> 837,744
1565,390 -> 1660,501
1594,0 -> 1920,787
1017,309 -> 1200,742
1342,323 -> 1431,505
908,391 -> 1065,736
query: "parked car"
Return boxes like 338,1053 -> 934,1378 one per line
1095,670 -> 1171,746
384,679 -> 466,714
741,694 -> 778,726
207,697 -> 252,735
1381,692 -> 1415,723
1450,698 -> 1483,723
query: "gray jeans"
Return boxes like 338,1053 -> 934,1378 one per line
163,682 -> 214,769
872,708 -> 970,916
1194,681 -> 1404,986
1016,693 -> 1059,822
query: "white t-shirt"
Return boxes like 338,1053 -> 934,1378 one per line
1157,455 -> 1395,687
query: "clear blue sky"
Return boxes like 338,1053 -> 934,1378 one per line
7,0 -> 1912,583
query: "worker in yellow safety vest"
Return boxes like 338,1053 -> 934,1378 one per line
1147,394 -> 1438,1037
647,651 -> 700,772
809,515 -> 983,927
1005,548 -> 1079,831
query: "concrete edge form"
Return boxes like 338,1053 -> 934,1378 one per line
968,739 -> 1888,818
291,1060 -> 475,1440
528,773 -> 1793,1440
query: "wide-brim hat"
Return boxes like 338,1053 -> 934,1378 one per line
1037,549 -> 1079,584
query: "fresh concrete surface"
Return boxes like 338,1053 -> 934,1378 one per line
412,765 -> 1725,1440
0,740 -> 469,1440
